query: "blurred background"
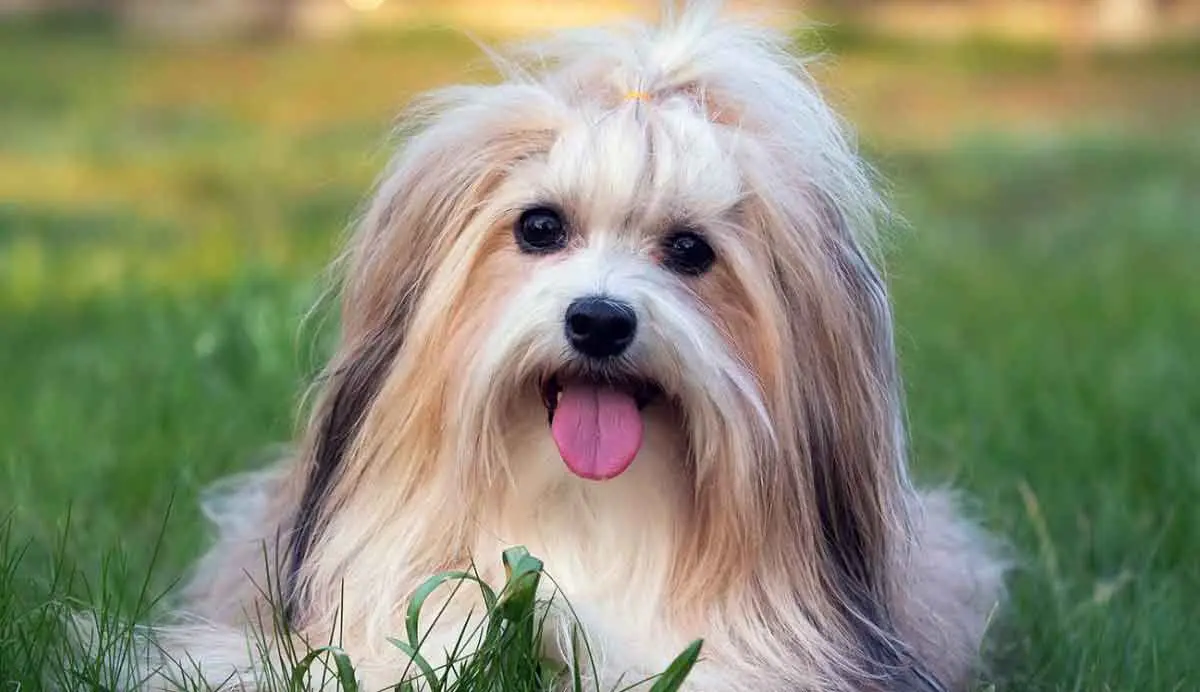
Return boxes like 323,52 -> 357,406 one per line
1,1 -> 1197,689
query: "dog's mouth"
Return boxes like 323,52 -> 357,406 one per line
540,373 -> 662,481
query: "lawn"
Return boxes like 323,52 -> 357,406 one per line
2,17 -> 1199,691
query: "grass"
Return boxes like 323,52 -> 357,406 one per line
2,20 -> 1199,691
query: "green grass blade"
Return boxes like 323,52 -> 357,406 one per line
287,645 -> 358,692
404,569 -> 499,652
646,640 -> 703,692
570,624 -> 584,692
387,637 -> 442,692
329,647 -> 360,692
498,546 -> 543,623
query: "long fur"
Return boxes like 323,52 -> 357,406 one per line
140,2 -> 1005,690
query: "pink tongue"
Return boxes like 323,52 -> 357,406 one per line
551,384 -> 643,480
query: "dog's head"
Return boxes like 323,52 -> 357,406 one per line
289,2 -> 916,670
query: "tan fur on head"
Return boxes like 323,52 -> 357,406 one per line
146,2 -> 1005,690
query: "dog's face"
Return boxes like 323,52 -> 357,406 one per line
439,103 -> 776,487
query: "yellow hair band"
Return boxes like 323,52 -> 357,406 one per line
624,90 -> 652,103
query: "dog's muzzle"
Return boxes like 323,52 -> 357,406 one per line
537,296 -> 661,481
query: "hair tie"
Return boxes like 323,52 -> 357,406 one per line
624,90 -> 652,103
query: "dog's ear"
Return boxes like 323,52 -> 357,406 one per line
753,187 -> 900,598
283,87 -> 560,621
807,191 -> 900,601
284,305 -> 410,622
755,186 -> 942,689
805,197 -> 946,692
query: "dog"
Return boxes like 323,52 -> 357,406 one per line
145,2 -> 1005,690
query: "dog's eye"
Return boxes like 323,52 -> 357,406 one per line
661,229 -> 715,276
515,207 -> 568,254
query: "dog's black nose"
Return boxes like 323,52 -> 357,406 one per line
565,297 -> 637,359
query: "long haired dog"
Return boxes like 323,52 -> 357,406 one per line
154,3 -> 1004,690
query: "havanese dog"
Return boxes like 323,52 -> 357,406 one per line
142,1 -> 1005,690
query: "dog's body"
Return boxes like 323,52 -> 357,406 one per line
148,3 -> 1004,690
